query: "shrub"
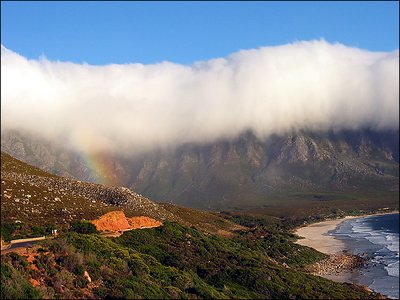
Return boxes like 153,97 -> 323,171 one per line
53,269 -> 74,294
1,222 -> 17,241
31,225 -> 46,237
70,220 -> 97,234
1,262 -> 41,299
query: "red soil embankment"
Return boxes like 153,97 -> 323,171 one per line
91,211 -> 130,232
128,216 -> 162,229
91,211 -> 161,232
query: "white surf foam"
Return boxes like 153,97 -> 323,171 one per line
347,217 -> 399,280
385,261 -> 399,278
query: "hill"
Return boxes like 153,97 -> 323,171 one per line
0,152 -> 240,239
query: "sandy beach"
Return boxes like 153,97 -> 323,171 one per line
295,211 -> 399,255
295,217 -> 354,254
294,211 -> 399,285
295,215 -> 368,284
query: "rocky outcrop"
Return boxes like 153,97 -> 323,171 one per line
91,211 -> 161,232
84,271 -> 92,283
311,254 -> 366,275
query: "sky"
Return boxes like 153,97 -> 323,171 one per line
1,2 -> 399,156
1,1 -> 399,65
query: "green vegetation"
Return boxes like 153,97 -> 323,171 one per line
0,222 -> 16,242
1,219 -> 383,299
70,220 -> 98,234
1,254 -> 41,299
1,222 -> 57,242
231,191 -> 399,221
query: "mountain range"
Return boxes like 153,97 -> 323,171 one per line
1,128 -> 398,210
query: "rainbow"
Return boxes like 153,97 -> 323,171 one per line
69,128 -> 121,186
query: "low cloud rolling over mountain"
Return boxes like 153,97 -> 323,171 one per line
1,40 -> 398,155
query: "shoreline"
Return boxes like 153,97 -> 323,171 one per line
294,210 -> 399,285
295,217 -> 351,255
295,210 -> 399,255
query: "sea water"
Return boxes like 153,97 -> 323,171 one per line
329,213 -> 399,299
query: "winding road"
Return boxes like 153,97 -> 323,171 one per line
1,237 -> 46,255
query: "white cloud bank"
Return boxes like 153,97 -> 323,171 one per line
1,40 -> 399,154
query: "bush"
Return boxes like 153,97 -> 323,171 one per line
31,225 -> 46,237
1,222 -> 17,242
45,224 -> 57,235
62,251 -> 84,275
70,220 -> 97,234
1,263 -> 41,299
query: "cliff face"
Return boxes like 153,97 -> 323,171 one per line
91,211 -> 161,232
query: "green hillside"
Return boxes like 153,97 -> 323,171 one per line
1,220 -> 384,299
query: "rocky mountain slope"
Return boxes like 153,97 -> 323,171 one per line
126,129 -> 399,209
1,152 -> 239,235
2,128 -> 398,210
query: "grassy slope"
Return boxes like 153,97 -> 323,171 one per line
1,221 -> 383,299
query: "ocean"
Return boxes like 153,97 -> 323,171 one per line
329,213 -> 399,299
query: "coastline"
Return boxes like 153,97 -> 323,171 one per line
295,217 -> 352,255
294,210 -> 399,285
295,211 -> 399,255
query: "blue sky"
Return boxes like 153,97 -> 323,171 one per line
1,1 -> 399,65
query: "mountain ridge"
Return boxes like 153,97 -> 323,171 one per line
2,128 -> 398,209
